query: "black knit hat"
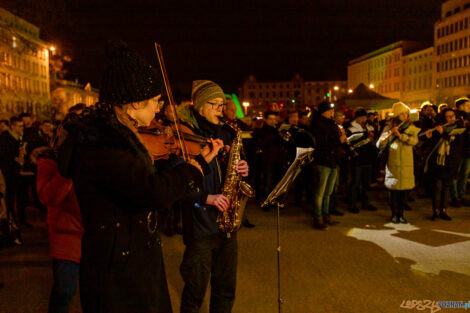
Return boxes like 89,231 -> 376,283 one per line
355,109 -> 367,119
99,41 -> 162,106
318,101 -> 335,114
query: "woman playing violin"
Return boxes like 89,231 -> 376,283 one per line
57,42 -> 222,313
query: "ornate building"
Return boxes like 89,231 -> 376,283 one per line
51,79 -> 98,119
239,74 -> 346,114
0,7 -> 51,119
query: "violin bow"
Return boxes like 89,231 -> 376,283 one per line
154,43 -> 190,161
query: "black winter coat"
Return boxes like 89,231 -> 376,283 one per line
58,105 -> 203,313
180,110 -> 236,242
253,124 -> 285,166
427,131 -> 462,180
310,115 -> 342,168
0,131 -> 22,181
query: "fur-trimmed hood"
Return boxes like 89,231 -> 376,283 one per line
58,103 -> 152,178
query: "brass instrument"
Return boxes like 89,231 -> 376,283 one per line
217,121 -> 255,233
350,136 -> 372,150
338,124 -> 359,157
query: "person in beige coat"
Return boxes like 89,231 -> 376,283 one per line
377,102 -> 420,223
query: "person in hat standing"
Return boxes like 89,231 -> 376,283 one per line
309,101 -> 347,230
177,80 -> 249,313
346,109 -> 378,213
57,42 -> 222,313
377,102 -> 419,224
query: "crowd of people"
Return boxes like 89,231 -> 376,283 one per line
0,40 -> 469,313
223,96 -> 470,229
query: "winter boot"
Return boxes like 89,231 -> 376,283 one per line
313,217 -> 328,230
439,208 -> 452,221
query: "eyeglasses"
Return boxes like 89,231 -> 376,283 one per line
207,101 -> 225,109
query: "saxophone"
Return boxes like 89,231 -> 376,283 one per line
217,121 -> 255,233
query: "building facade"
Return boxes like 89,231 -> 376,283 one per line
347,41 -> 432,108
0,7 -> 51,119
348,0 -> 470,108
51,79 -> 98,119
239,74 -> 346,113
401,47 -> 435,107
434,0 -> 470,105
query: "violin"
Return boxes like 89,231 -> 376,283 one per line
139,121 -> 211,161
137,43 -> 198,162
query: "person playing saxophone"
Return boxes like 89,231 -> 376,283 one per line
177,80 -> 249,313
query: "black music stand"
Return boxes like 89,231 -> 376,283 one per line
261,148 -> 314,313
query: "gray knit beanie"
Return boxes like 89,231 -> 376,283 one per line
191,80 -> 225,111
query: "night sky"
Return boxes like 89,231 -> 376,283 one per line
4,0 -> 442,95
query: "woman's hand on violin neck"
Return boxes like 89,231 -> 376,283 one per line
236,160 -> 249,177
201,138 -> 224,163
187,159 -> 203,175
206,194 -> 230,212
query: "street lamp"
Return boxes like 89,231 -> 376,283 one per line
242,101 -> 250,115
369,83 -> 375,89
348,89 -> 353,93
329,85 -> 340,102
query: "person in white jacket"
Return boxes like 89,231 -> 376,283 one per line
377,102 -> 420,223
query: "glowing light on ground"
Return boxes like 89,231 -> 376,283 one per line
347,224 -> 470,276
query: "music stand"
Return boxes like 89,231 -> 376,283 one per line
261,148 -> 314,313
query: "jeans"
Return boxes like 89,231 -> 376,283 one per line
48,259 -> 79,313
451,157 -> 470,200
433,178 -> 451,211
180,235 -> 237,313
347,165 -> 372,207
313,165 -> 338,218
389,190 -> 409,217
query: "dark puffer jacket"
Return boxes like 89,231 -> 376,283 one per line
58,104 -> 203,313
